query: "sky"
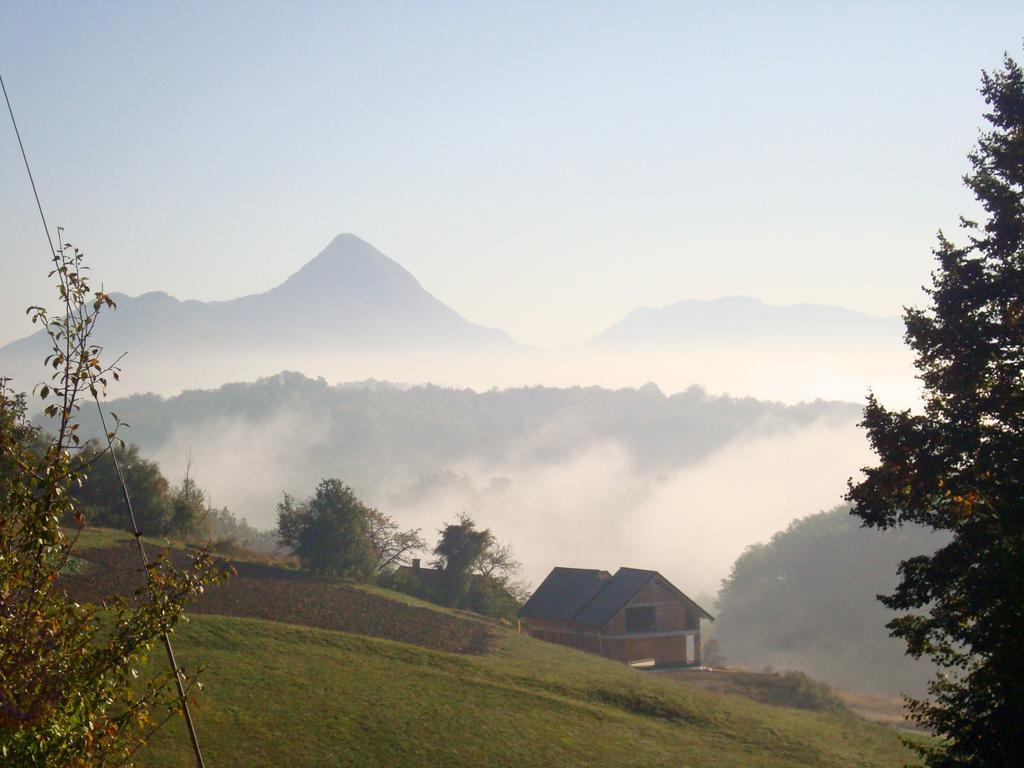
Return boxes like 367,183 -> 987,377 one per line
2,1 -> 1023,349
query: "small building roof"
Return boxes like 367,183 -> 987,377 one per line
519,565 -> 714,625
518,567 -> 611,620
573,567 -> 659,626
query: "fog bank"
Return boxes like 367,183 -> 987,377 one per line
153,411 -> 869,596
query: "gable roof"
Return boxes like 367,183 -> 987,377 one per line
518,565 -> 715,625
572,567 -> 658,626
518,567 -> 611,620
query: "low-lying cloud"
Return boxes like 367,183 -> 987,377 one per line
380,419 -> 871,596
153,410 -> 870,598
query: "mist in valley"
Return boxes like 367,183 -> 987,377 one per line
79,341 -> 916,411
375,419 -> 871,597
92,375 -> 930,695
71,376 -> 871,596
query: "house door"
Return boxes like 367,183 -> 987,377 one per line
685,635 -> 695,664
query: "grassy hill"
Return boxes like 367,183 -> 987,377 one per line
63,529 -> 915,767
134,617 -> 912,768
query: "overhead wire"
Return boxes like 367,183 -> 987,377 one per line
1,69 -> 208,768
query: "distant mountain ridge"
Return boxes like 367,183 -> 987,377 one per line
5,233 -> 512,350
0,234 -> 514,390
588,296 -> 902,347
0,233 -> 907,398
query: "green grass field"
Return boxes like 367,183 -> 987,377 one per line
61,528 -> 915,766
136,616 -> 914,768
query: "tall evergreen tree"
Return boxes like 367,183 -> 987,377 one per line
846,53 -> 1024,766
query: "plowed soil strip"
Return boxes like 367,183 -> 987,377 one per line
62,542 -> 493,655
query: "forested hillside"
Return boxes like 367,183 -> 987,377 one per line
714,505 -> 944,696
63,371 -> 859,491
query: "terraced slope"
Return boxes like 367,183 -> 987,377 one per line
63,536 -> 492,655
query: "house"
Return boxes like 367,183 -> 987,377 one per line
394,558 -> 443,588
517,566 -> 713,667
391,559 -> 518,619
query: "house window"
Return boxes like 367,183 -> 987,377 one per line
624,606 -> 656,633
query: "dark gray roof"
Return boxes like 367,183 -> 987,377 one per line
572,567 -> 658,626
518,567 -> 611,620
519,565 -> 716,625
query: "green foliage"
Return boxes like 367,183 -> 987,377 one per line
71,440 -> 173,535
0,241 -> 224,766
365,506 -> 425,573
748,671 -> 847,714
432,513 -> 493,606
167,471 -> 208,539
203,506 -> 280,555
277,479 -> 378,578
0,393 -> 40,501
68,441 -> 216,539
715,505 -> 941,695
461,574 -> 522,621
277,478 -> 424,578
384,514 -> 525,620
846,53 -> 1024,766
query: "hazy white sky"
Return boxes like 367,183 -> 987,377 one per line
2,1 -> 1022,348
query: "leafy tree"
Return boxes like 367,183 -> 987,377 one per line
276,479 -> 377,578
364,506 -> 425,573
715,505 -> 941,695
846,53 -> 1024,766
475,540 -> 519,579
431,513 -> 493,606
462,573 -> 523,620
71,440 -> 173,535
204,506 -> 281,555
473,538 -> 530,609
0,391 -> 45,500
68,443 -> 211,538
167,467 -> 208,539
0,241 -> 224,765
381,513 -> 525,618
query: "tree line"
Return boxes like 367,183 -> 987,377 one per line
713,504 -> 942,696
32,428 -> 529,620
276,478 -> 526,620
23,436 -> 277,553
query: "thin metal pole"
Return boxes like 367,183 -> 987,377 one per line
93,402 -> 207,768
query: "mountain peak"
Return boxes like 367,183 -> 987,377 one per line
276,234 -> 418,298
0,233 -> 514,392
249,235 -> 513,346
320,232 -> 380,256
302,232 -> 396,270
